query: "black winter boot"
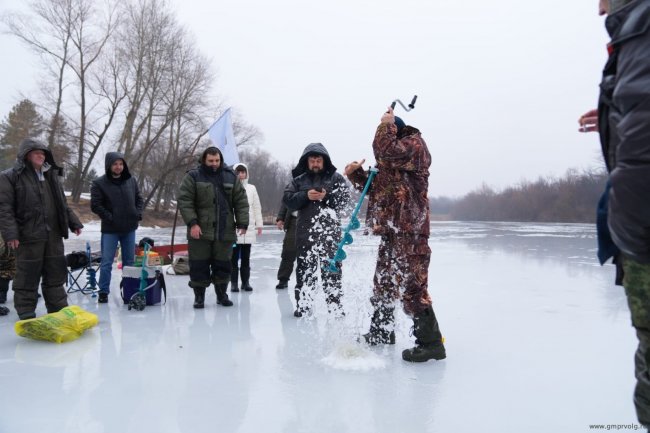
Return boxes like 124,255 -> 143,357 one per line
276,279 -> 288,289
215,284 -> 234,306
0,278 -> 9,304
240,266 -> 253,291
230,267 -> 239,292
402,306 -> 446,362
193,287 -> 206,309
362,306 -> 395,346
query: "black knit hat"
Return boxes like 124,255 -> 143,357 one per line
394,116 -> 406,132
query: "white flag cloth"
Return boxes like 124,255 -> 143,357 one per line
208,108 -> 239,166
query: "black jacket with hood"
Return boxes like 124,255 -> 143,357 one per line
283,143 -> 350,246
90,152 -> 144,233
598,0 -> 650,263
0,138 -> 83,242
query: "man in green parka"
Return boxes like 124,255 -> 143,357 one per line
177,147 -> 249,308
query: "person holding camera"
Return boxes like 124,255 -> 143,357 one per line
283,143 -> 350,318
345,107 -> 445,363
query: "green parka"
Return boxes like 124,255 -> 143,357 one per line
177,149 -> 249,242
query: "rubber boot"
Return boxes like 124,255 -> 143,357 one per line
362,305 -> 396,345
230,267 -> 239,292
0,278 -> 9,304
241,266 -> 253,292
193,287 -> 205,309
215,283 -> 234,306
402,306 -> 446,362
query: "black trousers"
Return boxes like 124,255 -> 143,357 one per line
277,216 -> 302,285
231,244 -> 251,269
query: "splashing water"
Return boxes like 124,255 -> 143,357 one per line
321,341 -> 387,371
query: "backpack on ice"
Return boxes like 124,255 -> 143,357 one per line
169,255 -> 189,275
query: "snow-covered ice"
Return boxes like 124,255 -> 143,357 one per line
0,222 -> 638,433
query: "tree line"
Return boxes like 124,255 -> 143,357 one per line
430,169 -> 608,223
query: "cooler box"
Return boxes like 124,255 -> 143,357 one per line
120,265 -> 163,305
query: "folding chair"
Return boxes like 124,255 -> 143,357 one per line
66,241 -> 101,296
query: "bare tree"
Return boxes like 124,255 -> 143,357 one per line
2,0 -> 75,150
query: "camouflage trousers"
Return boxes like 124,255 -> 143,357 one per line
373,233 -> 433,317
187,238 -> 234,288
623,258 -> 650,426
0,241 -> 16,280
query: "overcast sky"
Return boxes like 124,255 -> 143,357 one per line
0,0 -> 609,197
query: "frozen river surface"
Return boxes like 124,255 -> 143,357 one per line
0,222 -> 638,433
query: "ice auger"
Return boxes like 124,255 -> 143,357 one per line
328,167 -> 378,273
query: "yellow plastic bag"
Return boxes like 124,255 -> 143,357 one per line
14,305 -> 99,343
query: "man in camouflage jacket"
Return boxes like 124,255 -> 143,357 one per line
345,107 -> 445,363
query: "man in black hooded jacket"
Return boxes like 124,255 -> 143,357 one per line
91,152 -> 144,303
283,143 -> 351,317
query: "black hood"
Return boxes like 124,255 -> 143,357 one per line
199,146 -> 225,174
14,138 -> 60,174
104,152 -> 131,180
291,143 -> 336,178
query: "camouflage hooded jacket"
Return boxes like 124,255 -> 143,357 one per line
348,122 -> 431,237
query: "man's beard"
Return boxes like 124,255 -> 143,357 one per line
309,167 -> 322,174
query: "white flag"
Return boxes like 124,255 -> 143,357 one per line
208,108 -> 239,166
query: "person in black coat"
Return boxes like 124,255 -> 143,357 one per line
275,199 -> 303,291
90,152 -> 143,303
580,0 -> 650,425
283,143 -> 350,317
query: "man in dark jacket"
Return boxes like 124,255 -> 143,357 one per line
275,199 -> 303,290
177,147 -> 249,308
0,138 -> 83,320
583,0 -> 650,425
283,143 -> 351,318
345,107 -> 445,363
90,152 -> 144,303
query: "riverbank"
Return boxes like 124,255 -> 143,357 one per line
67,198 -> 177,228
